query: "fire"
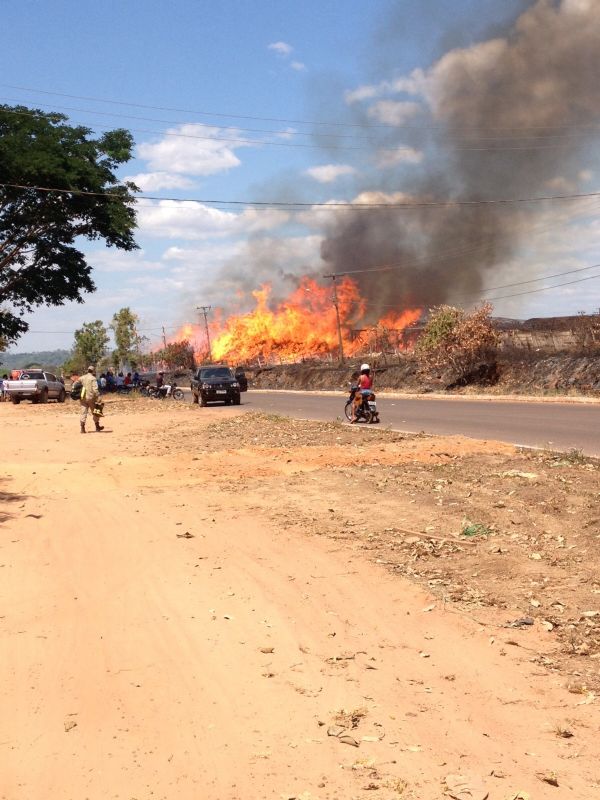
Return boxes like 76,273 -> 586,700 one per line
378,308 -> 422,331
170,276 -> 421,364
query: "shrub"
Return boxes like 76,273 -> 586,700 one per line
416,302 -> 499,382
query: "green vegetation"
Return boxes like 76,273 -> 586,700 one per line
110,307 -> 145,369
62,321 -> 110,375
0,104 -> 138,343
461,522 -> 493,538
0,348 -> 70,370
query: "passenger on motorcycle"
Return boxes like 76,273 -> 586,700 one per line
352,363 -> 373,423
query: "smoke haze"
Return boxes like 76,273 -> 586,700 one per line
204,0 -> 600,320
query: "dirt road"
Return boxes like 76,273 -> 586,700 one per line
1,399 -> 599,799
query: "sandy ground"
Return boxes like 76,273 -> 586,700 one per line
1,397 -> 599,800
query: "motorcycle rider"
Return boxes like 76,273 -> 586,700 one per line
352,363 -> 373,423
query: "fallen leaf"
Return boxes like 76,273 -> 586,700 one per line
327,725 -> 346,737
422,604 -> 436,612
260,647 -> 274,654
339,734 -> 360,747
64,720 -> 77,733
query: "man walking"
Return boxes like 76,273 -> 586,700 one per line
80,366 -> 104,433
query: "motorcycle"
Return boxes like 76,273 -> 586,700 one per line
148,382 -> 185,401
344,385 -> 380,424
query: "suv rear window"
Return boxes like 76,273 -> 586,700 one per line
20,371 -> 44,380
200,367 -> 232,380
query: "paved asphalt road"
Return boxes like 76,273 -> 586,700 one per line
232,390 -> 600,455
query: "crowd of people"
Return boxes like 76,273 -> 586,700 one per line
96,370 -> 141,392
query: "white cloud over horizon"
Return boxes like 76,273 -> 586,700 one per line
124,171 -> 196,192
136,200 -> 290,240
376,146 -> 424,167
268,41 -> 293,57
137,124 -> 249,178
367,100 -> 422,126
305,164 -> 356,183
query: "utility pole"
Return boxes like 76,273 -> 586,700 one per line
323,273 -> 345,365
161,326 -> 167,349
197,305 -> 212,362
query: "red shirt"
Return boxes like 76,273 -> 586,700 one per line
359,374 -> 373,390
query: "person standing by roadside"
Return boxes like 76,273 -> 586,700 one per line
0,373 -> 7,401
80,366 -> 104,433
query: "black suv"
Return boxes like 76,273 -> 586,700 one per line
191,365 -> 241,406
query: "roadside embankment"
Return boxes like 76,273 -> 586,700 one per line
245,353 -> 600,397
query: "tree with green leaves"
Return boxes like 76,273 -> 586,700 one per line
155,339 -> 196,370
110,307 -> 143,369
0,105 -> 138,343
63,320 -> 110,375
75,320 -> 110,366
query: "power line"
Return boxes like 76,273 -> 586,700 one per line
3,82 -> 600,135
481,271 -> 600,302
1,97 -> 594,145
1,105 -> 590,153
355,263 -> 600,303
2,181 -> 600,210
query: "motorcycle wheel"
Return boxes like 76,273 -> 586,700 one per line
344,401 -> 354,422
362,410 -> 373,424
172,388 -> 184,401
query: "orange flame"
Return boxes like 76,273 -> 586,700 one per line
170,276 -> 421,364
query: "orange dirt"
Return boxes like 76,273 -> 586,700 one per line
1,398 -> 599,799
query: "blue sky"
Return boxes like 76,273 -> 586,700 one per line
2,0 -> 599,352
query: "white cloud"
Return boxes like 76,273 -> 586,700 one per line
125,171 -> 195,192
291,61 -> 306,72
305,164 -> 356,183
276,127 -> 297,140
367,100 -> 422,126
344,84 -> 380,105
376,146 -> 424,167
127,276 -> 185,292
137,124 -> 249,177
137,200 -> 289,240
268,41 -> 293,57
344,69 -> 426,105
89,249 -> 165,274
545,176 -> 577,193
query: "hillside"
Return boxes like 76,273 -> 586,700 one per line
0,349 -> 70,371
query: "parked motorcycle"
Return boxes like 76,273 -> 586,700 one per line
344,385 -> 380,424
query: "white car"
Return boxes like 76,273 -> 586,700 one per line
4,370 -> 66,404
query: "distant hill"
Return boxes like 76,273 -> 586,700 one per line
0,349 -> 71,371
